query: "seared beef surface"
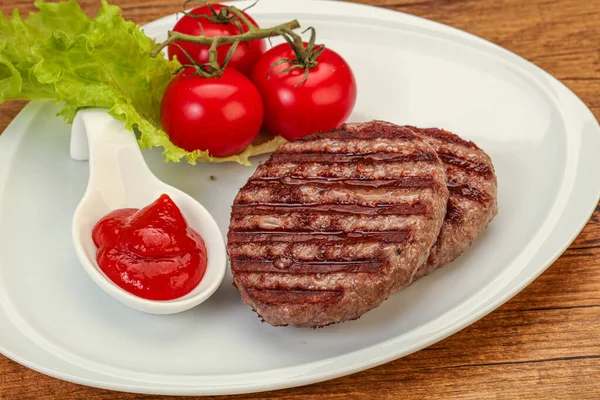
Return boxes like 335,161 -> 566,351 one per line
409,127 -> 498,280
228,121 -> 449,327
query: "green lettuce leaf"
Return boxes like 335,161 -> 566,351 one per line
0,0 -> 283,165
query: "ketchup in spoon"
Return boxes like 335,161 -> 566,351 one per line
92,194 -> 207,300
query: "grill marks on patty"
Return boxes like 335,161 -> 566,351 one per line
231,202 -> 431,217
447,182 -> 493,204
246,175 -> 439,189
412,127 -> 496,206
436,152 -> 494,179
247,288 -> 343,306
410,127 -> 498,280
228,121 -> 449,327
268,149 -> 438,164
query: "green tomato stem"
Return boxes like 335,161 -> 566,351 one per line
150,8 -> 301,59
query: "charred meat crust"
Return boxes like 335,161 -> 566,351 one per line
228,121 -> 449,328
410,126 -> 498,280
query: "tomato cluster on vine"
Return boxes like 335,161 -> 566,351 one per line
158,3 -> 357,157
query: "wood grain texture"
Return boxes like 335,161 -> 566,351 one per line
0,0 -> 599,399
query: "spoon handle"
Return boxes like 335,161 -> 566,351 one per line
70,109 -> 156,208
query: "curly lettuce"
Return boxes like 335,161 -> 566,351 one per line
0,0 -> 283,165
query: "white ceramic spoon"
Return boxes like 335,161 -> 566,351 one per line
70,109 -> 226,314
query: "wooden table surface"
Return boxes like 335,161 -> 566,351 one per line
1,0 -> 599,399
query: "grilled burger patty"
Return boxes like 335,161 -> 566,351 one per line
409,127 -> 498,280
345,124 -> 499,282
228,121 -> 449,327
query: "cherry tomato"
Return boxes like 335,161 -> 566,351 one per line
250,43 -> 357,140
160,68 -> 264,157
168,4 -> 266,77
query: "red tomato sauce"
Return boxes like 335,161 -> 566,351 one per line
92,194 -> 207,300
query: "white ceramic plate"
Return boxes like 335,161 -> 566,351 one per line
1,0 -> 599,396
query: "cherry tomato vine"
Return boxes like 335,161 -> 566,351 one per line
151,3 -> 302,77
153,1 -> 357,153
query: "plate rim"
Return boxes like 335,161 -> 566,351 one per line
1,0 -> 599,395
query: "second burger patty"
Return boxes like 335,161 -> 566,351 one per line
410,127 -> 498,280
344,124 -> 499,283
